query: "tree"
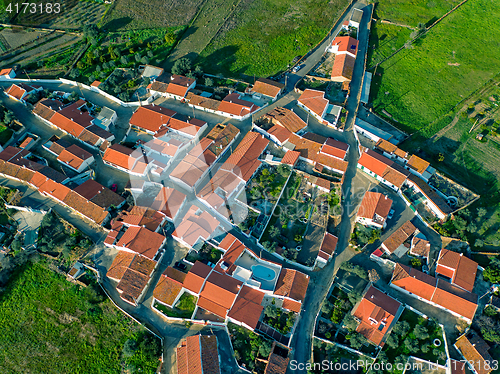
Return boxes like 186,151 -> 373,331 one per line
421,343 -> 430,353
411,257 -> 422,267
321,301 -> 333,316
122,339 -> 137,359
76,61 -> 85,70
114,86 -> 122,94
264,305 -> 278,319
404,337 -> 420,353
164,31 -> 176,44
268,226 -> 280,238
258,339 -> 272,358
343,314 -> 358,331
135,53 -> 141,62
118,92 -> 129,102
172,57 -> 192,76
141,56 -> 149,65
205,77 -> 214,87
475,239 -> 484,247
393,321 -> 410,337
69,69 -> 80,79
83,24 -> 99,45
438,153 -> 445,162
413,325 -> 429,340
349,332 -> 366,349
277,164 -> 290,177
385,334 -> 399,349
194,65 -> 203,78
147,50 -> 154,58
120,55 -> 128,65
347,291 -> 361,305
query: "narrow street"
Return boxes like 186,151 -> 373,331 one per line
287,3 -> 373,371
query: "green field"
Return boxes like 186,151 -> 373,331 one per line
374,0 -> 462,26
367,22 -> 412,67
164,0 -> 240,69
198,0 -> 349,78
401,80 -> 500,250
371,0 -> 500,133
102,0 -> 204,31
0,261 -> 161,374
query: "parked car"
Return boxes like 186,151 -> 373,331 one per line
175,261 -> 187,271
292,64 -> 304,73
387,209 -> 395,220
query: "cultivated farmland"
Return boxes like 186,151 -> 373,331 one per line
370,0 -> 500,133
374,0 -> 462,26
7,0 -> 107,29
198,0 -> 350,78
101,0 -> 205,31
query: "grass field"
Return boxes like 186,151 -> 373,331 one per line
366,22 -> 412,67
370,0 -> 500,133
0,261 -> 161,373
102,0 -> 204,31
164,0 -> 240,69
198,0 -> 349,78
374,0 -> 462,26
401,80 -> 500,250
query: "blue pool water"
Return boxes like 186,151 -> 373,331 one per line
251,265 -> 276,281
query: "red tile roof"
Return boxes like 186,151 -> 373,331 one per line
228,295 -> 263,329
282,298 -> 302,313
321,138 -> 349,160
252,78 -> 284,99
116,226 -> 165,260
382,220 -> 417,253
331,53 -> 356,81
353,285 -> 401,346
264,107 -> 307,133
151,187 -> 186,219
455,332 -> 493,374
6,84 -> 27,100
173,205 -> 220,248
177,334 -> 220,374
331,36 -> 359,55
274,269 -> 309,302
214,238 -> 246,274
183,261 -> 212,294
166,75 -> 195,97
357,191 -> 393,221
50,112 -> 86,137
391,264 -> 478,321
57,100 -> 94,127
318,232 -> 337,260
199,271 -> 242,315
38,179 -> 71,202
218,93 -> 259,117
63,190 -> 109,224
153,274 -> 183,307
407,154 -> 430,174
57,144 -> 93,170
298,89 -> 328,118
107,251 -> 135,281
264,344 -> 289,374
436,248 -> 477,292
199,335 -> 220,374
281,150 -> 300,166
130,105 -> 175,133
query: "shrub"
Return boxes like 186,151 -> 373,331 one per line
414,325 -> 430,340
172,57 -> 192,76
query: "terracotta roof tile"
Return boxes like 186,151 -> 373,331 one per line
107,251 -> 135,281
358,191 -> 393,221
130,105 -> 175,133
407,154 -> 430,174
199,335 -> 220,374
153,274 -> 183,307
63,190 -> 109,224
382,220 -> 417,253
183,261 -> 212,294
116,226 -> 165,260
274,269 -> 309,302
227,296 -> 263,329
455,332 -> 494,374
298,89 -> 328,118
264,344 -> 289,374
282,298 -> 302,313
281,150 -> 300,166
252,78 -> 284,99
151,187 -> 186,219
57,144 -> 93,170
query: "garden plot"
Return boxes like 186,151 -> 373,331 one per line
260,172 -> 316,261
1,33 -> 81,67
0,28 -> 48,51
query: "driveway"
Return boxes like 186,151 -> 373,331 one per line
13,209 -> 46,249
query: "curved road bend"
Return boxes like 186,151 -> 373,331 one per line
287,4 -> 373,372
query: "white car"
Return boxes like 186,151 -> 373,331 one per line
387,209 -> 395,220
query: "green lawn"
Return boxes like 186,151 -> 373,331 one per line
374,0 -> 462,26
198,0 -> 349,78
367,22 -> 412,67
0,124 -> 13,146
0,261 -> 161,374
371,0 -> 500,133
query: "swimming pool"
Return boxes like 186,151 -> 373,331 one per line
251,265 -> 277,281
